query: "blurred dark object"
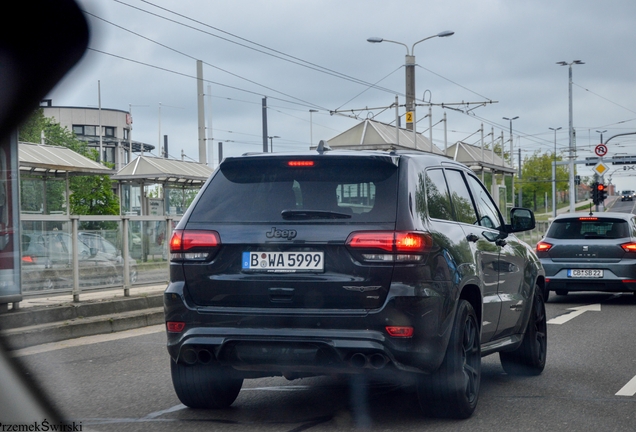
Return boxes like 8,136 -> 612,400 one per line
0,0 -> 88,423
0,0 -> 88,140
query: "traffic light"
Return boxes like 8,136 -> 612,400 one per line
592,182 -> 600,205
598,184 -> 607,202
592,183 -> 606,205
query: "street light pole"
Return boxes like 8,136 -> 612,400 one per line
309,110 -> 318,146
557,60 -> 584,212
503,116 -> 519,208
549,126 -> 562,217
596,129 -> 607,145
268,135 -> 280,152
367,31 -> 454,136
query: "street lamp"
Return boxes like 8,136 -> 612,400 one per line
549,126 -> 562,217
309,110 -> 318,146
596,129 -> 607,144
503,116 -> 519,206
557,60 -> 584,212
268,135 -> 280,152
367,31 -> 454,135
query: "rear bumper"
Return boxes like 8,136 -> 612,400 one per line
163,281 -> 451,375
542,260 -> 636,292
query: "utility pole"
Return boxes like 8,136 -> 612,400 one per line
557,60 -> 584,212
262,97 -> 268,152
549,127 -> 562,217
197,60 -> 206,164
518,148 -> 522,207
503,116 -> 519,212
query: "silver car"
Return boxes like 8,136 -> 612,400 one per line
537,212 -> 636,300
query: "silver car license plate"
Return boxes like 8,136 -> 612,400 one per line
568,269 -> 603,278
242,251 -> 324,272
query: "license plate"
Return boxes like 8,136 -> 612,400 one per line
567,269 -> 603,278
242,251 -> 324,272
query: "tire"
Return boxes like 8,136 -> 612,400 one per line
555,290 -> 568,296
170,359 -> 243,409
416,300 -> 481,419
499,287 -> 547,376
542,285 -> 550,303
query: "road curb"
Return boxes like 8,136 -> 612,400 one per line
1,308 -> 165,350
0,293 -> 165,350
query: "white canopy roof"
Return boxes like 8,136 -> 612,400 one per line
112,155 -> 214,185
18,142 -> 114,176
446,141 -> 516,174
326,119 -> 445,155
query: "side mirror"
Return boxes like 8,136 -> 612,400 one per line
90,247 -> 98,257
508,207 -> 535,232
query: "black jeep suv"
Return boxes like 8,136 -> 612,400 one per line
165,148 -> 546,419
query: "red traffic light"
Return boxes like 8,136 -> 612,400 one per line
597,184 -> 605,191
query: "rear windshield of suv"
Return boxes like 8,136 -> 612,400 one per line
546,218 -> 629,239
189,156 -> 399,223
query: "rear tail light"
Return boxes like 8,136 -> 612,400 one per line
621,242 -> 636,252
346,231 -> 432,262
536,241 -> 553,252
170,229 -> 221,261
22,256 -> 36,263
166,321 -> 186,333
386,326 -> 414,338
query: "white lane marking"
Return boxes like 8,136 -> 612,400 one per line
547,303 -> 601,325
11,324 -> 165,357
145,404 -> 187,419
616,375 -> 636,397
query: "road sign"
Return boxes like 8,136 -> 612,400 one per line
593,161 -> 609,176
595,144 -> 608,157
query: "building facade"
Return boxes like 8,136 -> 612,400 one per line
41,101 -> 154,170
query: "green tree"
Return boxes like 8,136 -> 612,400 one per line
19,109 -> 119,219
517,151 -> 568,211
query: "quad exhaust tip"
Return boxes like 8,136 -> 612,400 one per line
181,349 -> 214,365
349,353 -> 389,369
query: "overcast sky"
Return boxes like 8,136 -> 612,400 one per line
48,0 -> 636,189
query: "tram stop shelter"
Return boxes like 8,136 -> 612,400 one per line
446,141 -> 516,214
325,119 -> 446,155
111,155 -> 214,216
18,141 -> 115,215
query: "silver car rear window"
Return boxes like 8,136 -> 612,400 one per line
547,218 -> 629,239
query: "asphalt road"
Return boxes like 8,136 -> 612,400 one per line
12,291 -> 636,432
608,197 -> 635,214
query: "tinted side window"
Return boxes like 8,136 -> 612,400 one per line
466,175 -> 503,230
445,170 -> 478,225
425,169 -> 453,221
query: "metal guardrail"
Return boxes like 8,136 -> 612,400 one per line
19,214 -> 179,301
17,214 -> 550,302
516,220 -> 551,247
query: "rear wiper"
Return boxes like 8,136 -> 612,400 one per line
281,209 -> 352,220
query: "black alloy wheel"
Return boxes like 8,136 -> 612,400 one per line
499,286 -> 547,376
417,299 -> 481,419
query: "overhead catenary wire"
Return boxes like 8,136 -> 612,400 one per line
111,0 -> 399,96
